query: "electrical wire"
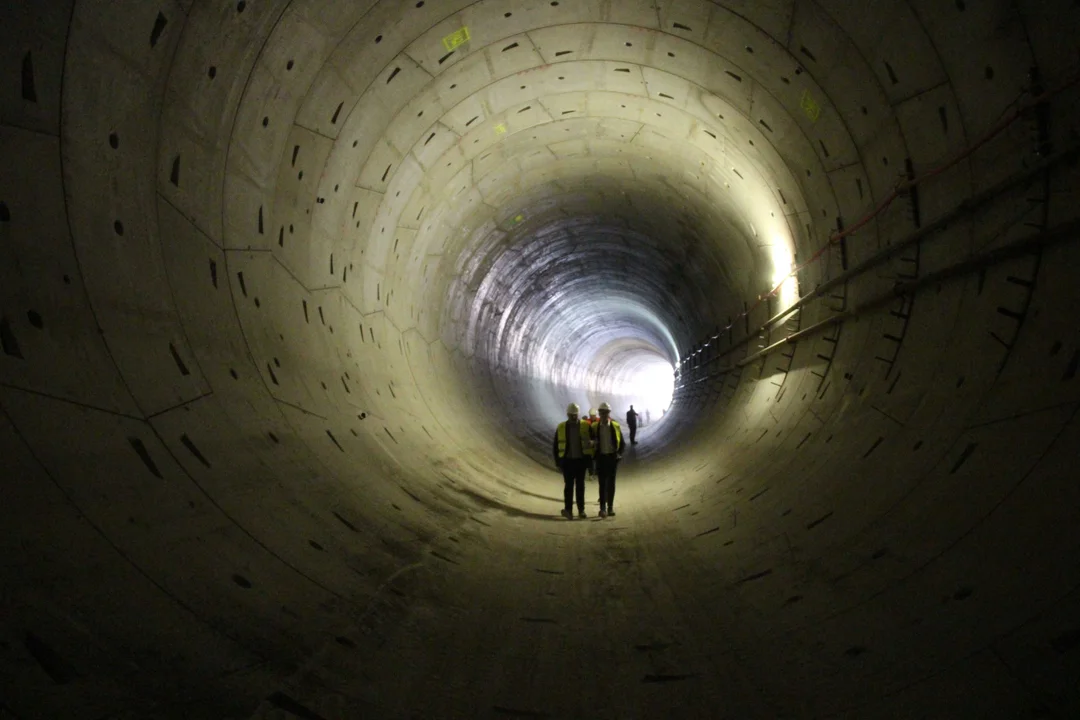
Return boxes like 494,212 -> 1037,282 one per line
681,69 -> 1080,364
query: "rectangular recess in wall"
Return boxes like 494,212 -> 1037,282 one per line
23,632 -> 75,684
949,442 -> 978,474
169,343 -> 190,376
0,316 -> 24,359
180,433 -> 211,467
128,437 -> 162,478
862,436 -> 885,458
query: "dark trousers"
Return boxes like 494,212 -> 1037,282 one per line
596,454 -> 618,510
561,458 -> 587,512
628,424 -> 637,443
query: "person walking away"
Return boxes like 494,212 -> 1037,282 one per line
593,402 -> 624,518
585,408 -> 599,477
553,403 -> 592,519
626,405 -> 639,445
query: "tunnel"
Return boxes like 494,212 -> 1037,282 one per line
2,0 -> 1079,717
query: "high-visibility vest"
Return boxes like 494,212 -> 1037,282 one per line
556,420 -> 594,458
594,420 -> 622,454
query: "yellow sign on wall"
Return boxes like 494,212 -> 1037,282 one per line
442,26 -> 470,51
800,90 -> 821,122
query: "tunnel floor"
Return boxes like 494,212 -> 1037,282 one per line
275,456 -> 771,720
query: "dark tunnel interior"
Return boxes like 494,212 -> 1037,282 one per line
2,1 -> 1080,718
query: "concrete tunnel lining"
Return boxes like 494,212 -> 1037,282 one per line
2,0 -> 1080,718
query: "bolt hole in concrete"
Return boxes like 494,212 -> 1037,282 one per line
2,2 -> 1078,719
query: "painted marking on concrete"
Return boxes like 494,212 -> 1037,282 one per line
535,568 -> 564,575
520,617 -> 557,624
695,526 -> 720,538
800,90 -> 821,122
442,26 -> 470,51
672,503 -> 690,511
749,487 -> 769,501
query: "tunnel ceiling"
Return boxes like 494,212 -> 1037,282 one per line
2,0 -> 1080,718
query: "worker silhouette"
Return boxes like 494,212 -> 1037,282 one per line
626,405 -> 639,445
585,408 -> 599,477
553,403 -> 592,519
592,402 -> 625,518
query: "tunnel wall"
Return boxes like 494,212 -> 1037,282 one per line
2,0 -> 1080,718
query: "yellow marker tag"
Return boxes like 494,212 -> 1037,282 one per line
513,214 -> 524,224
800,90 -> 821,122
442,26 -> 470,52
494,123 -> 506,134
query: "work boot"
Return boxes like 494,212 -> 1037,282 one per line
608,507 -> 615,517
561,508 -> 573,520
599,509 -> 607,518
578,509 -> 587,519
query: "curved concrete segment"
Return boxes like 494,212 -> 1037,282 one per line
2,1 -> 1079,717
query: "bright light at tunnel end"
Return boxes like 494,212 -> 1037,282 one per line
619,359 -> 675,417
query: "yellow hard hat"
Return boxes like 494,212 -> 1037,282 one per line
566,403 -> 580,414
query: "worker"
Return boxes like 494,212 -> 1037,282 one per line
552,403 -> 592,519
585,408 -> 599,477
592,402 -> 624,518
626,405 -> 639,445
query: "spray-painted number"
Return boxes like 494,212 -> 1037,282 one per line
442,27 -> 470,51
800,90 -> 821,122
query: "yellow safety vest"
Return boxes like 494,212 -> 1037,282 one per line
594,420 -> 622,454
556,420 -> 594,458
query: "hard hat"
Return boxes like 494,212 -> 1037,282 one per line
599,402 -> 612,411
566,403 -> 580,414
588,408 -> 597,416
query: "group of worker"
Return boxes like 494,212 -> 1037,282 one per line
552,402 -> 640,520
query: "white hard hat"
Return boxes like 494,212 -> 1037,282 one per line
588,408 -> 597,416
566,403 -> 580,414
599,402 -> 612,411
